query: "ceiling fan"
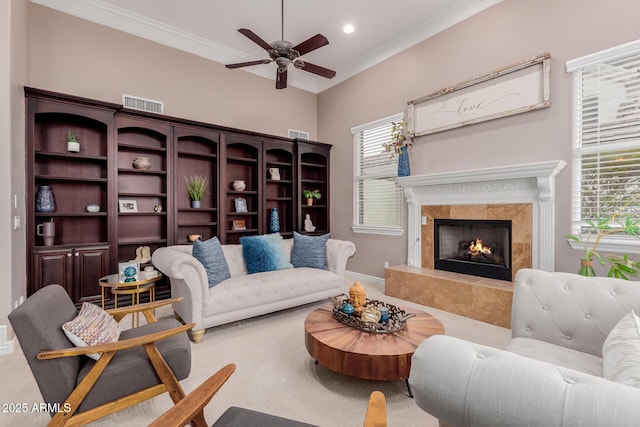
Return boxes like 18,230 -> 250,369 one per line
225,0 -> 336,89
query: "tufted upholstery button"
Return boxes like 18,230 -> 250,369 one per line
526,327 -> 531,332
611,291 -> 617,296
585,314 -> 592,319
564,286 -> 569,291
476,353 -> 486,359
565,378 -> 576,385
566,335 -> 572,340
542,306 -> 548,310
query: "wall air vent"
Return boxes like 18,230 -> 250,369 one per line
288,129 -> 310,140
122,94 -> 164,114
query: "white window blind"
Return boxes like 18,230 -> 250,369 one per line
568,41 -> 640,234
352,114 -> 404,235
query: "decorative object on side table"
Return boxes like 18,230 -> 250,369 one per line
565,213 -> 640,279
36,185 -> 55,213
304,214 -> 316,232
382,119 -> 413,177
330,294 -> 416,334
132,156 -> 151,170
66,130 -> 79,153
269,207 -> 280,233
118,262 -> 139,282
232,180 -> 246,191
185,175 -> 207,208
303,189 -> 321,206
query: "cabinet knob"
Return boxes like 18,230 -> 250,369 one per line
75,252 -> 79,257
67,253 -> 72,257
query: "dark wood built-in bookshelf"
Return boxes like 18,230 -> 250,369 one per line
25,87 -> 331,305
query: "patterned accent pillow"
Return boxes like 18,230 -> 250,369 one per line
240,233 -> 293,274
192,236 -> 231,288
290,232 -> 330,270
62,302 -> 121,360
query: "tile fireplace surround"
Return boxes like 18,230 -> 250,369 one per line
385,160 -> 567,327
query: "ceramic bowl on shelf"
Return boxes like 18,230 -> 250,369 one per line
133,156 -> 151,170
86,204 -> 100,213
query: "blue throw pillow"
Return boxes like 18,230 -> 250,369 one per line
290,232 -> 330,270
192,237 -> 231,288
240,234 -> 293,274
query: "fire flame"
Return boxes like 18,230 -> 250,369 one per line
468,239 -> 492,256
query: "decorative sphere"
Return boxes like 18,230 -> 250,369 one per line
123,266 -> 137,278
341,303 -> 354,316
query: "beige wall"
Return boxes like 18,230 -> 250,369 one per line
319,0 -> 640,277
28,4 -> 318,139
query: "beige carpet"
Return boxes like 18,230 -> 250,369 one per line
0,275 -> 510,426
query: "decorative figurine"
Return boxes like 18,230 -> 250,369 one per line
153,204 -> 163,212
304,214 -> 316,232
269,167 -> 281,180
341,303 -> 354,316
349,281 -> 366,317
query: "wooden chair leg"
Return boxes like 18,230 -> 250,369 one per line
191,329 -> 204,344
143,343 -> 186,404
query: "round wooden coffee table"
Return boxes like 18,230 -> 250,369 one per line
304,304 -> 444,389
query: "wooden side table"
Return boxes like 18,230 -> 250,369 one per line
99,272 -> 162,327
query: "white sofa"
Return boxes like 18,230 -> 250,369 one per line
409,268 -> 640,427
152,238 -> 356,342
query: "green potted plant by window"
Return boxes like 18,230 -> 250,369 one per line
566,214 -> 640,279
303,189 -> 321,206
185,176 -> 207,208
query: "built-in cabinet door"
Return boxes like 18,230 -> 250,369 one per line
32,248 -> 74,296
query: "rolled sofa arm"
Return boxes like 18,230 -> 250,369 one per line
326,239 -> 356,286
409,335 -> 640,427
152,246 -> 209,330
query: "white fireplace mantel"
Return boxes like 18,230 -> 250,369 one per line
396,160 -> 567,271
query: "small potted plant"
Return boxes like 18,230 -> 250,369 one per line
566,214 -> 640,279
185,176 -> 207,208
67,130 -> 80,153
303,189 -> 322,206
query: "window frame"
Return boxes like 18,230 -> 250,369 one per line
351,113 -> 405,236
566,39 -> 640,254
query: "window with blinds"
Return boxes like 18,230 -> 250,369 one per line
567,41 -> 640,234
352,114 -> 404,235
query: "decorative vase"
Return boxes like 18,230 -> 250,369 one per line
578,258 -> 596,277
133,156 -> 151,170
397,145 -> 410,177
36,185 -> 55,213
191,200 -> 201,209
233,180 -> 246,191
67,140 -> 80,153
269,207 -> 280,233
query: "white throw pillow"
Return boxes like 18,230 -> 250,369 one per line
602,310 -> 640,388
62,302 -> 120,360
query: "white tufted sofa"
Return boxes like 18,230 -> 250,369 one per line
152,238 -> 355,343
409,268 -> 640,427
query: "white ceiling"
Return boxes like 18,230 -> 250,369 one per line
32,0 -> 502,93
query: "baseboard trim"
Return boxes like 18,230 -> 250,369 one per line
345,270 -> 385,290
0,325 -> 15,355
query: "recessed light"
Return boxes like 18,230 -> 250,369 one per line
343,23 -> 355,34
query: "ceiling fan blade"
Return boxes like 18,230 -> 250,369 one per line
293,34 -> 329,56
238,28 -> 273,52
298,61 -> 336,79
276,69 -> 288,89
226,59 -> 273,69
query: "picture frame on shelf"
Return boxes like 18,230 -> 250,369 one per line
118,199 -> 138,213
234,197 -> 248,213
232,219 -> 246,230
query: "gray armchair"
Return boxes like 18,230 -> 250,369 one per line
9,284 -> 195,427
409,268 -> 640,427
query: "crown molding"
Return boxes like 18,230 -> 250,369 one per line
32,0 -> 501,94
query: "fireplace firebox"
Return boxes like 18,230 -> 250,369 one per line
434,219 -> 512,281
